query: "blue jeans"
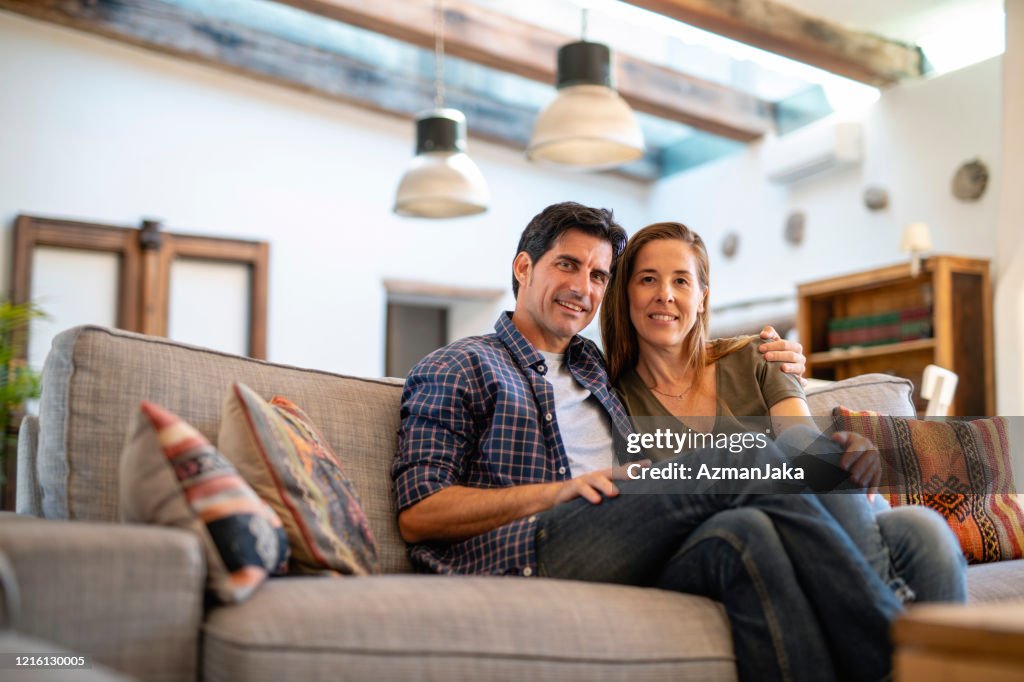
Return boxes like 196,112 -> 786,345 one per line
775,426 -> 967,603
873,500 -> 967,602
535,441 -> 902,682
657,508 -> 838,682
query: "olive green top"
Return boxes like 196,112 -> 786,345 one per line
616,341 -> 805,461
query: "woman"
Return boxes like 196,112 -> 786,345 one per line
599,221 -> 965,605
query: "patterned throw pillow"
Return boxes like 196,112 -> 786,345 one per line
120,401 -> 290,603
218,383 -> 380,575
833,406 -> 1024,563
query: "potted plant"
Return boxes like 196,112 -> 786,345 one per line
0,299 -> 45,509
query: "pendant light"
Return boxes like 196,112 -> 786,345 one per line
527,10 -> 644,171
393,0 -> 489,218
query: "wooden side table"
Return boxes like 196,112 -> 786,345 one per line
894,601 -> 1024,681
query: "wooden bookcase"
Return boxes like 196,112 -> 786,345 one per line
797,255 -> 994,416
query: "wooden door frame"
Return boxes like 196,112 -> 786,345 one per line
11,214 -> 269,358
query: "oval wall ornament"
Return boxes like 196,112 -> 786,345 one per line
721,232 -> 740,259
951,159 -> 989,201
863,186 -> 889,211
784,211 -> 805,246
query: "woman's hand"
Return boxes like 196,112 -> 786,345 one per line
758,326 -> 807,383
831,431 -> 881,500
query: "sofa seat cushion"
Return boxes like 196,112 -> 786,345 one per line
203,575 -> 735,682
967,560 -> 1024,602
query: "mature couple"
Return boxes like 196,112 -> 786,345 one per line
391,202 -> 965,681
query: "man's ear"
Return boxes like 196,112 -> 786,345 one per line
513,252 -> 533,290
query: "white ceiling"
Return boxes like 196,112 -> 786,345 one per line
776,0 -> 1004,42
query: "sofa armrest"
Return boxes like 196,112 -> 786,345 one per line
16,416 -> 40,517
0,550 -> 20,630
0,631 -> 137,681
0,516 -> 204,682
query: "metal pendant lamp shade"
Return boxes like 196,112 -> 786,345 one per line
393,0 -> 489,218
394,109 -> 490,218
527,41 -> 644,171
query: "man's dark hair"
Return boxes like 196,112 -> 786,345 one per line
512,202 -> 627,297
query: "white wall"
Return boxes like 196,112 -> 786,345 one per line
648,57 -> 1003,308
0,10 -> 649,376
994,0 -> 1024,415
0,8 -> 1014,396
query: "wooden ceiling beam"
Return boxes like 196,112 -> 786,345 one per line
275,0 -> 774,141
0,0 -> 662,179
620,0 -> 924,86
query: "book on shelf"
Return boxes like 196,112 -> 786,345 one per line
826,306 -> 931,349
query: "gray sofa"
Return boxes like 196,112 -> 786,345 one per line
1,325 -> 1022,682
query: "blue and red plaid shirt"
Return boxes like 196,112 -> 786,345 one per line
392,312 -> 635,576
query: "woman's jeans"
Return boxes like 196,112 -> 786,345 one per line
535,432 -> 964,682
773,426 -> 966,603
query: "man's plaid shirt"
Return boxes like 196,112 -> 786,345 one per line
392,312 -> 635,576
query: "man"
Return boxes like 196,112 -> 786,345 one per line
392,202 -> 961,682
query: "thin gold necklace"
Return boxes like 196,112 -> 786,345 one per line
648,384 -> 687,399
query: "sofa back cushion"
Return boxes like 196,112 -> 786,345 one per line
32,327 -> 919,576
35,325 -> 413,574
805,373 -> 916,417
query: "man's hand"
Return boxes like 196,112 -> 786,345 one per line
758,325 -> 806,384
555,469 -> 619,505
832,431 -> 881,500
554,460 -> 650,506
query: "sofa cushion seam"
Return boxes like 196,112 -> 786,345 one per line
807,379 -> 912,397
75,325 -> 402,388
202,636 -> 734,664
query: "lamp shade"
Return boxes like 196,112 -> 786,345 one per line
527,42 -> 644,171
900,222 -> 933,253
394,109 -> 490,218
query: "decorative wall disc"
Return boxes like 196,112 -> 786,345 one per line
951,159 -> 989,201
721,232 -> 740,259
784,211 -> 805,245
863,186 -> 889,211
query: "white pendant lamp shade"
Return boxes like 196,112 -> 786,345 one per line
394,109 -> 490,218
527,42 -> 644,171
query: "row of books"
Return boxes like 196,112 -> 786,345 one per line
827,306 -> 932,349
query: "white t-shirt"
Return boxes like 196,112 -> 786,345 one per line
539,350 -> 614,477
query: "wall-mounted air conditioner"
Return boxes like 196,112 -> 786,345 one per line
762,120 -> 863,184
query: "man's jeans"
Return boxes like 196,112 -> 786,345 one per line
535,438 -> 903,682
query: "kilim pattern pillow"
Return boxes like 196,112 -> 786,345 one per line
120,401 -> 290,603
833,406 -> 1024,563
218,383 -> 380,575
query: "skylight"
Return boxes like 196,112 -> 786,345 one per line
472,0 -> 881,114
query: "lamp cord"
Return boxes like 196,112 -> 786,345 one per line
434,0 -> 445,109
581,7 -> 588,41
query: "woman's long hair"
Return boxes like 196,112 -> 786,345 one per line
601,222 -> 752,385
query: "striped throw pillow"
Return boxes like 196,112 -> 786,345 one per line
120,401 -> 290,602
833,407 -> 1024,563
